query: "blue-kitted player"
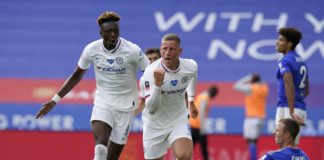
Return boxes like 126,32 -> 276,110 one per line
275,27 -> 309,144
260,119 -> 309,160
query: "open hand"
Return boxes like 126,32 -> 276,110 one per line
291,112 -> 305,126
189,102 -> 198,118
35,101 -> 56,119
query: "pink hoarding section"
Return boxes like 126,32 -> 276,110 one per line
0,131 -> 322,160
0,79 -> 245,107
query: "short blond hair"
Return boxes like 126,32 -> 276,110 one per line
162,33 -> 181,44
97,11 -> 121,26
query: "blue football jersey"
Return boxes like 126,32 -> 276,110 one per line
276,51 -> 308,110
260,147 -> 309,160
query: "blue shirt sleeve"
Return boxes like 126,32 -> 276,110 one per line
278,59 -> 291,76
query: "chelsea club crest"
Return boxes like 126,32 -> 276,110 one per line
181,76 -> 188,83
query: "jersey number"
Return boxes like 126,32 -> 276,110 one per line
299,65 -> 307,88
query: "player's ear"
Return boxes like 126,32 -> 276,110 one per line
99,30 -> 103,37
284,131 -> 291,139
288,41 -> 293,49
179,47 -> 183,55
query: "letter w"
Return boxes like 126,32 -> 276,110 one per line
155,11 -> 205,32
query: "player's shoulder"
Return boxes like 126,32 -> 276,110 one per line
143,59 -> 161,77
83,39 -> 102,52
145,59 -> 161,72
260,150 -> 280,160
120,37 -> 141,53
180,58 -> 198,72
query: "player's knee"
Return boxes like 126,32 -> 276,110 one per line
175,150 -> 192,160
94,144 -> 107,160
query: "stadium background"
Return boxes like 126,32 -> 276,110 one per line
1,0 -> 323,159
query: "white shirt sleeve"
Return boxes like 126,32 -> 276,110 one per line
139,77 -> 145,98
259,155 -> 267,160
137,50 -> 150,71
187,72 -> 197,102
233,74 -> 252,95
77,45 -> 92,70
145,84 -> 162,114
199,99 -> 208,134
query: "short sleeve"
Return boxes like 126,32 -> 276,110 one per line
137,50 -> 150,71
78,45 -> 92,69
139,77 -> 145,98
278,59 -> 291,76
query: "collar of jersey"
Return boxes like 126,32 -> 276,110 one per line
161,60 -> 180,73
102,38 -> 121,54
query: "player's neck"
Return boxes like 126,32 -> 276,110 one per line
283,49 -> 294,55
162,59 -> 180,71
282,141 -> 297,149
103,42 -> 116,51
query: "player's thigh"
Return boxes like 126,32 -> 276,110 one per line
275,107 -> 286,124
171,137 -> 193,159
110,110 -> 134,145
276,107 -> 307,124
143,135 -> 169,160
169,121 -> 193,157
91,106 -> 114,143
244,118 -> 264,140
243,118 -> 257,139
294,108 -> 307,121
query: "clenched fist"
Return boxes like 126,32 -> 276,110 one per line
154,69 -> 165,87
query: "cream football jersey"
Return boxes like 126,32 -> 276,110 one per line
142,58 -> 198,130
138,76 -> 145,99
78,38 -> 149,111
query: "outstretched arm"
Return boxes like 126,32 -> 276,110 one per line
35,66 -> 86,119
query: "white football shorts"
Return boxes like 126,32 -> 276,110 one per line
143,120 -> 192,159
243,117 -> 264,140
90,105 -> 134,145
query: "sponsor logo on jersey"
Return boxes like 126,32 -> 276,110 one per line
96,65 -> 127,74
161,87 -> 186,94
171,80 -> 178,86
107,59 -> 114,64
94,55 -> 104,64
116,57 -> 123,64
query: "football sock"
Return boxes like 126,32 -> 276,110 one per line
249,142 -> 257,160
94,144 -> 107,160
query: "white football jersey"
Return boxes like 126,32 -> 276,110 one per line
141,58 -> 198,132
138,76 -> 145,99
78,38 -> 149,111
